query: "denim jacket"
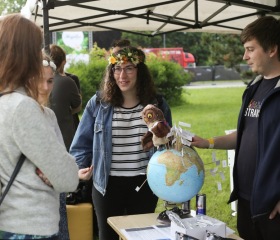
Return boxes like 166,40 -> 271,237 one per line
70,93 -> 172,196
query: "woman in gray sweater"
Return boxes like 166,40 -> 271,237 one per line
0,14 -> 79,239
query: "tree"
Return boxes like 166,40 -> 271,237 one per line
201,33 -> 244,68
0,0 -> 25,15
67,43 -> 191,108
92,31 -> 121,49
122,31 -> 245,67
164,32 -> 210,66
1,0 -> 245,70
122,32 -> 163,48
122,32 -> 210,65
196,33 -> 246,81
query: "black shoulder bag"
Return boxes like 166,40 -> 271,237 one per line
0,154 -> 26,206
0,92 -> 26,206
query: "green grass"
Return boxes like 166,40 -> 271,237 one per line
155,86 -> 246,234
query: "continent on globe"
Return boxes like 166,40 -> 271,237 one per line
147,147 -> 205,203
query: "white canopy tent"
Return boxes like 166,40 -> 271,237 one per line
21,0 -> 280,49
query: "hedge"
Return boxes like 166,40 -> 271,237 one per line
67,44 -> 191,111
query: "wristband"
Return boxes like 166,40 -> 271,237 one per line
208,138 -> 215,149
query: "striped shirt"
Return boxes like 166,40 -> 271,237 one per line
110,104 -> 149,176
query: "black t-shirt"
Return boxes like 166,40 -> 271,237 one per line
237,77 -> 279,200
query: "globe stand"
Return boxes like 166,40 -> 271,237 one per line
157,200 -> 192,224
181,200 -> 192,218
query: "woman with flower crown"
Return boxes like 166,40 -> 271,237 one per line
70,46 -> 172,240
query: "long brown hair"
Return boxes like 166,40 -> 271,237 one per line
49,44 -> 66,74
100,47 -> 157,106
39,52 -> 55,107
0,14 -> 43,100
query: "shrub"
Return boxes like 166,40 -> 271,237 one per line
67,44 -> 108,108
147,55 -> 191,105
67,45 -> 192,110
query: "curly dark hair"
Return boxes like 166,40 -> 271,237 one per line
100,47 -> 157,106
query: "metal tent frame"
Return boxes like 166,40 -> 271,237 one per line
22,0 -> 280,50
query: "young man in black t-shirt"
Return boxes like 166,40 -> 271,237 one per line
191,16 -> 280,240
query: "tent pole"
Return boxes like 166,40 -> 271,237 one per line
42,0 -> 50,54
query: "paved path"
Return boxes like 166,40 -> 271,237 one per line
184,80 -> 247,89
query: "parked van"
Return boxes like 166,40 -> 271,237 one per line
143,47 -> 196,68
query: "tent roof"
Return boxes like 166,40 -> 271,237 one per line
27,0 -> 280,36
21,0 -> 280,50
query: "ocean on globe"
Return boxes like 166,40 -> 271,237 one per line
147,147 -> 205,203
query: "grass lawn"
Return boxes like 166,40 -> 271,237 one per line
155,86 -> 246,234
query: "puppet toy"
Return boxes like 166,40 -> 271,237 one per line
141,104 -> 171,151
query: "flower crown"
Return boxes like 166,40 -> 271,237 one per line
42,60 -> 56,71
108,48 -> 144,66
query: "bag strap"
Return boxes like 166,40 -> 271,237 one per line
0,154 -> 26,206
0,91 -> 15,97
0,91 -> 26,206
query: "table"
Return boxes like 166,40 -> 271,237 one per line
108,212 -> 243,240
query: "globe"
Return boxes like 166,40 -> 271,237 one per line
147,146 -> 205,203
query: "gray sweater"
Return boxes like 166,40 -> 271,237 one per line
0,88 -> 79,236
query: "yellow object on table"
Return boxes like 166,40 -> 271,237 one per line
66,203 -> 93,240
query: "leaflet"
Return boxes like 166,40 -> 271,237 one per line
121,225 -> 171,240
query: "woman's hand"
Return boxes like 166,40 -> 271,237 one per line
78,165 -> 93,180
36,168 -> 53,187
269,200 -> 280,219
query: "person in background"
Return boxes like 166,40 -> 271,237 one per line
49,44 -> 82,151
191,16 -> 280,240
70,46 -> 172,240
38,53 -> 70,240
65,72 -> 82,130
111,39 -> 131,53
0,13 -> 78,239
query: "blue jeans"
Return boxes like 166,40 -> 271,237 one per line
0,231 -> 58,240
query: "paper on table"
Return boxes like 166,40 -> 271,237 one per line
226,226 -> 235,236
120,214 -> 236,240
121,225 -> 171,240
